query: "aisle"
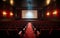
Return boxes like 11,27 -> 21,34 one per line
23,22 -> 36,38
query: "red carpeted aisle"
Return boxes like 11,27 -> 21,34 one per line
23,22 -> 36,38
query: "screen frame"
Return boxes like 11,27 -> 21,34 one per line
21,10 -> 38,19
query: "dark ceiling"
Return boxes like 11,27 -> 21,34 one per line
0,0 -> 45,10
0,0 -> 59,10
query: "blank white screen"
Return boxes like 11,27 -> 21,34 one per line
22,10 -> 37,19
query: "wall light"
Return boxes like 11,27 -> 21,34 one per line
10,0 -> 14,6
46,12 -> 50,16
2,11 -> 7,16
10,11 -> 13,16
46,0 -> 51,5
53,10 -> 57,15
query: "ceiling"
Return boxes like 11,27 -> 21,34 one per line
0,0 -> 46,10
0,0 -> 59,12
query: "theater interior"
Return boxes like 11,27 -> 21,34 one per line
0,0 -> 60,38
